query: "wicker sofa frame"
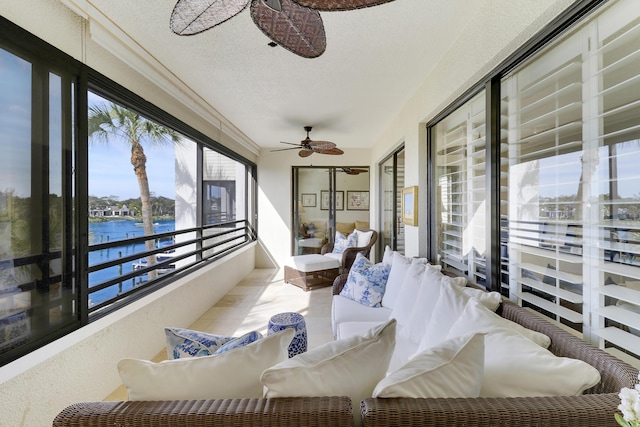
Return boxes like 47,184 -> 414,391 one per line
331,274 -> 640,427
53,396 -> 353,426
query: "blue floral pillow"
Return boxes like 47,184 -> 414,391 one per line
340,253 -> 391,307
332,231 -> 357,254
213,330 -> 263,354
165,327 -> 235,359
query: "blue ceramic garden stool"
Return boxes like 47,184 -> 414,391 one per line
267,312 -> 307,358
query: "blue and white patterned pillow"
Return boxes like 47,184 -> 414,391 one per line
340,253 -> 391,307
332,231 -> 358,254
213,330 -> 263,354
165,327 -> 235,359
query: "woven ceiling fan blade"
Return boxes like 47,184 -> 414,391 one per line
170,0 -> 251,35
250,0 -> 326,58
299,149 -> 314,157
279,141 -> 303,146
290,0 -> 395,11
315,147 -> 344,155
271,146 -> 303,152
309,140 -> 336,150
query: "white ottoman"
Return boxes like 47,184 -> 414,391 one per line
284,254 -> 341,291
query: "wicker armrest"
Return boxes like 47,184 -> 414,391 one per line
53,397 -> 354,427
361,394 -> 622,427
333,274 -> 349,295
321,243 -> 334,255
500,300 -> 638,394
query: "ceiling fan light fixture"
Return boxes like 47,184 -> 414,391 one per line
170,0 -> 250,35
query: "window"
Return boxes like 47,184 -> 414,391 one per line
433,92 -> 487,287
0,20 -> 257,366
379,146 -> 405,258
429,0 -> 640,362
0,46 -> 78,361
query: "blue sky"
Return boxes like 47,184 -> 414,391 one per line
88,92 -> 176,200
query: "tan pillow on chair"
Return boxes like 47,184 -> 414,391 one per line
336,222 -> 355,235
355,220 -> 370,230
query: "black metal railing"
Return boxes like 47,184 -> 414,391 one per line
87,219 -> 256,318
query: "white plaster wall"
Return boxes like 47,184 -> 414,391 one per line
0,244 -> 255,427
369,0 -> 575,258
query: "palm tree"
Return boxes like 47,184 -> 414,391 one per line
88,102 -> 179,280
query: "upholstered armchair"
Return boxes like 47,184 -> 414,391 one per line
321,228 -> 378,272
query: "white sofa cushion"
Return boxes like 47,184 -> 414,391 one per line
406,269 -> 467,345
381,252 -> 414,309
418,282 -> 501,353
373,332 -> 485,399
331,294 -> 391,337
336,321 -> 417,374
118,329 -> 294,400
447,299 -> 601,397
389,262 -> 430,338
262,319 -> 396,424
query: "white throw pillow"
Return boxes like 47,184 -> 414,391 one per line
406,269 -> 467,345
447,299 -> 601,397
262,319 -> 396,416
381,252 -> 413,309
355,229 -> 374,247
373,332 -> 485,398
417,281 -> 501,353
382,246 -> 394,265
390,262 -> 429,337
118,329 -> 294,400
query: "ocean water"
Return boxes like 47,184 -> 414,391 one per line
88,218 -> 175,306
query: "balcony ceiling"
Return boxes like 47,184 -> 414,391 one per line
87,0 -> 488,151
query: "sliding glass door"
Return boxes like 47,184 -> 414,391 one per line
293,166 -> 370,255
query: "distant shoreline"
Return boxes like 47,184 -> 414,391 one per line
88,215 -> 175,223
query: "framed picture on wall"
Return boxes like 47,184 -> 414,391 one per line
320,191 -> 344,210
301,193 -> 316,207
402,186 -> 418,226
346,191 -> 369,210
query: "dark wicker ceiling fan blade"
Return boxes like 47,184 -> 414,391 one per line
317,147 -> 344,155
290,0 -> 395,11
170,0 -> 251,35
250,0 -> 326,59
299,149 -> 314,157
342,167 -> 368,174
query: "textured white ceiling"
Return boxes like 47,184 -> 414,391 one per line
87,0 -> 487,151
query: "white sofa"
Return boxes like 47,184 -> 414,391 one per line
331,249 -> 605,400
331,250 -> 472,372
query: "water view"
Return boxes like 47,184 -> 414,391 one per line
88,218 -> 175,306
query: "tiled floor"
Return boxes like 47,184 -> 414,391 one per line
105,268 -> 334,400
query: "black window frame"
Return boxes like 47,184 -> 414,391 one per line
0,15 -> 257,366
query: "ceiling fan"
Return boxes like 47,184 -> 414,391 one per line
170,0 -> 397,58
272,126 -> 344,157
339,167 -> 368,175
